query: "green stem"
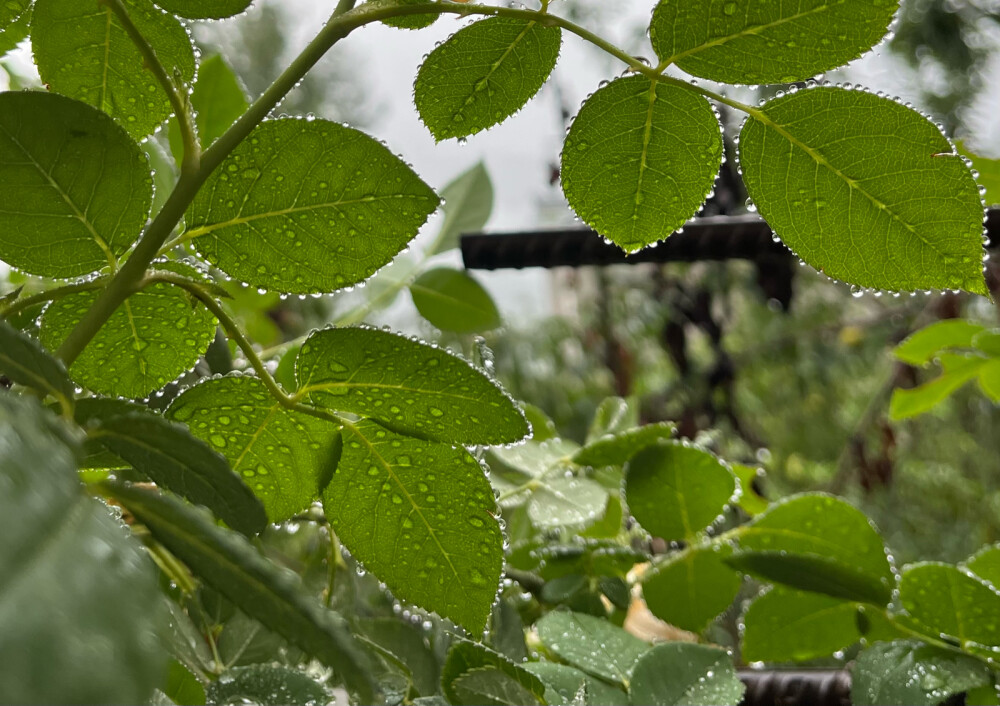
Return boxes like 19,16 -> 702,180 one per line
0,277 -> 108,320
103,0 -> 199,173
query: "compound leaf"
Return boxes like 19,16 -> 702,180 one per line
442,642 -> 546,706
641,545 -> 742,634
167,375 -> 340,522
0,397 -> 166,705
535,611 -> 649,686
629,642 -> 745,706
852,641 -> 991,706
414,17 -> 561,141
561,75 -> 722,253
324,420 -> 503,633
729,493 -> 895,605
88,411 -> 267,537
152,0 -> 253,19
33,0 -> 196,140
105,481 -> 376,703
40,282 -> 216,399
0,91 -> 152,278
741,586 -> 862,663
185,119 -> 439,294
410,267 -> 501,334
625,442 -> 736,541
296,327 -> 528,445
430,161 -> 494,255
899,562 -> 1000,647
650,0 -> 898,85
0,320 -> 74,408
740,87 -> 986,294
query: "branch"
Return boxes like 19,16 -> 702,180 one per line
0,277 -> 108,320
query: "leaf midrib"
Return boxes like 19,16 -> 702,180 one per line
451,20 -> 536,121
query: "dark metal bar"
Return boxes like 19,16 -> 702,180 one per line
460,209 -> 1000,271
737,669 -> 965,706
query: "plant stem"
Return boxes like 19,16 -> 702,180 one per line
0,277 -> 108,320
103,0 -> 200,173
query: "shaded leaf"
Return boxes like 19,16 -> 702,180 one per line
641,545 -> 742,634
104,481 -> 376,702
586,397 -> 639,443
899,562 -> 1000,647
169,54 -> 249,162
357,618 -> 439,697
430,161 -> 494,255
186,119 -> 439,294
573,422 -> 676,468
441,641 -> 545,706
740,87 -> 986,294
0,4 -> 29,53
0,319 -> 74,408
0,397 -> 166,704
562,75 -> 721,253
535,610 -> 649,686
40,282 -> 216,399
852,641 -> 991,706
0,0 -> 28,28
207,665 -> 328,706
629,642 -> 744,706
741,586 -> 862,663
730,493 -> 894,605
163,660 -> 206,706
167,375 -> 339,521
153,0 -> 253,19
650,0 -> 898,84
410,267 -> 501,333
33,0 -> 196,139
89,411 -> 267,537
378,0 -> 438,30
528,476 -> 608,530
297,326 -> 528,445
0,91 -> 152,278
894,320 -> 986,366
415,17 -> 560,141
523,661 -> 627,706
325,420 -> 503,633
625,442 -> 736,541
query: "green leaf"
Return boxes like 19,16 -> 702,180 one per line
852,641 -> 991,706
296,326 -> 528,445
730,463 -> 768,516
105,481 -> 376,703
377,0 -> 438,30
641,545 -> 742,634
899,562 -> 1000,647
561,76 -> 722,253
650,0 -> 898,85
441,641 -> 546,706
894,320 -> 986,365
206,665 -> 328,706
968,684 -> 1000,706
0,320 -> 74,408
88,411 -> 267,537
741,586 -> 862,663
152,0 -> 253,19
535,611 -> 649,686
327,420 -> 503,633
740,87 -> 986,294
528,476 -> 609,530
586,397 -> 640,442
163,660 -> 206,706
0,7 -> 29,55
169,54 -> 249,162
624,442 -> 736,541
430,161 -> 494,255
0,91 -> 152,278
958,142 -> 1000,206
39,282 -> 216,399
185,119 -> 439,294
889,354 -> 988,420
628,642 -> 745,706
729,493 -> 895,605
410,267 -> 501,333
573,422 -> 677,468
414,17 -> 561,141
0,0 -> 29,28
0,397 -> 166,704
357,618 -> 439,697
522,662 -> 627,706
33,0 -> 196,140
167,375 -> 340,522
978,360 -> 1000,402
974,331 -> 1000,357
965,544 -> 1000,588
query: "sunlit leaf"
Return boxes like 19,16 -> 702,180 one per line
561,75 -> 722,253
650,0 -> 898,84
186,119 -> 439,294
629,642 -> 745,706
731,462 -> 768,516
740,87 -> 986,294
641,545 -> 742,634
535,611 -> 649,686
414,17 -> 560,140
889,354 -> 988,420
410,267 -> 501,333
0,91 -> 152,278
852,641 -> 991,706
894,320 -> 986,366
33,0 -> 196,139
297,326 -> 528,445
